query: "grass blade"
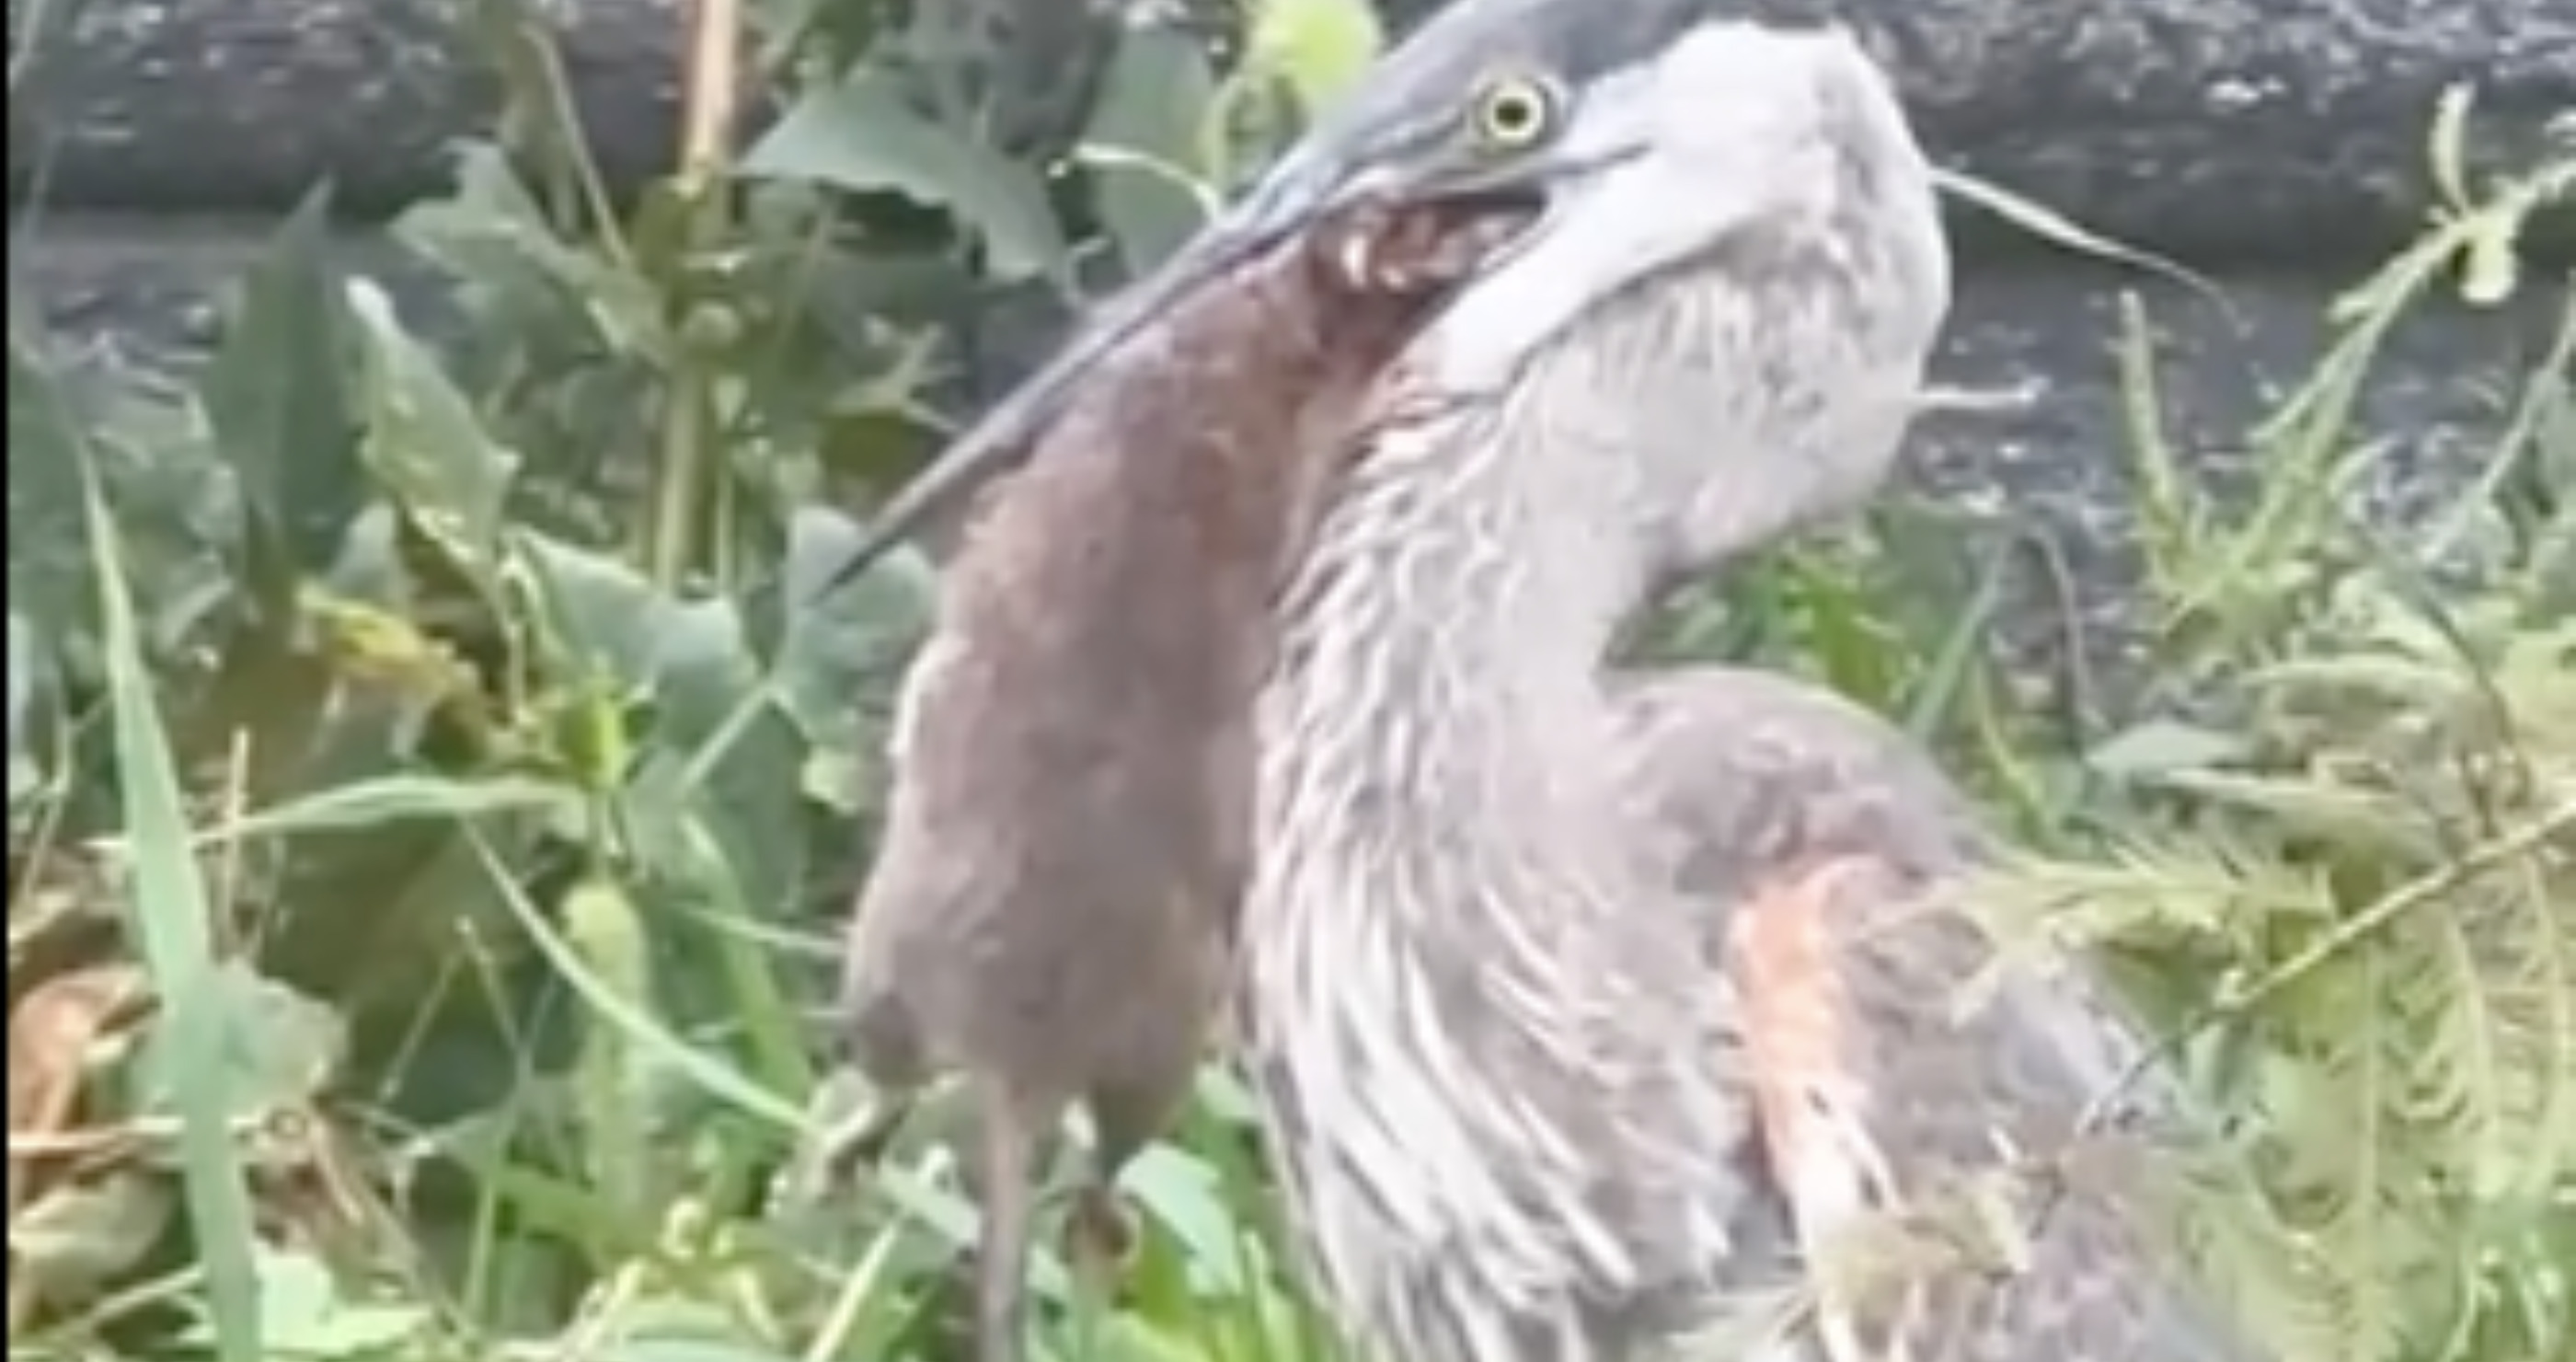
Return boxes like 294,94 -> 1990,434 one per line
77,449 -> 264,1362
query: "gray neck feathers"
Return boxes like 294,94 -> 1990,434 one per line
1242,385 -> 1759,1361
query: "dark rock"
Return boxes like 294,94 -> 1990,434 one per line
1862,0 -> 2574,269
10,0 -> 682,219
1382,0 -> 2574,267
12,0 -> 2570,267
4,0 -> 1121,220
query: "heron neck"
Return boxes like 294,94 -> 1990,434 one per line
1246,406 -> 1741,1347
1255,404 -> 1693,1023
1262,406 -> 1645,850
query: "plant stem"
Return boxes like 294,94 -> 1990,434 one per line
647,0 -> 747,588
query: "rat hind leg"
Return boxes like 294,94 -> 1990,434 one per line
967,1079 -> 1062,1362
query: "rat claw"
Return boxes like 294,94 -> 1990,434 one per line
775,1079 -> 915,1210
1062,1181 -> 1144,1287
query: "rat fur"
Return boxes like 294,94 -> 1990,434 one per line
834,196 -> 1535,1362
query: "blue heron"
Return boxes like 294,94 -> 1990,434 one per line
1219,11 -> 2258,1362
829,3 -> 2257,1360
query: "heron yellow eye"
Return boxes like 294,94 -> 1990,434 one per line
1468,73 -> 1558,150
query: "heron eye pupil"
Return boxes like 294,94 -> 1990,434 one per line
1476,78 -> 1551,145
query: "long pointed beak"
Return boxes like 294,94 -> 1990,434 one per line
811,171 -> 1346,596
810,131 -> 1616,597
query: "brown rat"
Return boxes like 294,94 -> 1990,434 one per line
831,194 -> 1535,1361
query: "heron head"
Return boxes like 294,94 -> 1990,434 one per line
1390,17 -> 1953,585
818,0 -> 1731,590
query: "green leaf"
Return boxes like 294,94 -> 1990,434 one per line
128,963 -> 346,1122
1083,25 -> 1224,276
202,773 -> 579,843
1895,525 -> 2013,744
346,280 -> 521,574
198,185 -> 365,581
510,533 -> 809,908
1934,168 -> 2221,302
741,70 -> 1070,282
177,1248 -> 434,1358
8,329 -> 107,638
22,379 -> 247,661
456,835 -> 800,1133
394,142 -> 668,360
1122,1145 -> 1247,1294
2087,719 -> 2253,780
514,530 -> 693,688
1242,0 -> 1387,117
606,1337 -> 800,1362
773,507 -> 936,812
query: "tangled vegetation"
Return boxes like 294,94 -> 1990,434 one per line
6,2 -> 2570,1359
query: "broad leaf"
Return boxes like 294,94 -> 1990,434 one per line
773,506 -> 935,813
7,331 -> 106,641
175,1249 -> 434,1357
1083,25 -> 1223,276
395,143 -> 668,363
346,281 -> 521,576
742,70 -> 1070,282
199,186 -> 365,584
512,535 -> 810,916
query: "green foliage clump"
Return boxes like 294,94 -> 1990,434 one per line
5,5 -> 2569,1362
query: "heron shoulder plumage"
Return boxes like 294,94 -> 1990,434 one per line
1726,848 -> 2225,1362
1622,669 -> 2248,1361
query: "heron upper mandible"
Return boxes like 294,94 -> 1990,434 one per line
1215,13 -> 2261,1362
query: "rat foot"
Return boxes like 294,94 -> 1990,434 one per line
1061,1181 -> 1143,1288
773,1082 -> 914,1213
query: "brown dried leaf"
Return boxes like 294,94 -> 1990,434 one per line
8,963 -> 152,1217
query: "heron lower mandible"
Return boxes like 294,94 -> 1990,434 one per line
1230,17 -> 2260,1362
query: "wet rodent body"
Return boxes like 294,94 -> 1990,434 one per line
836,197 -> 1533,1360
